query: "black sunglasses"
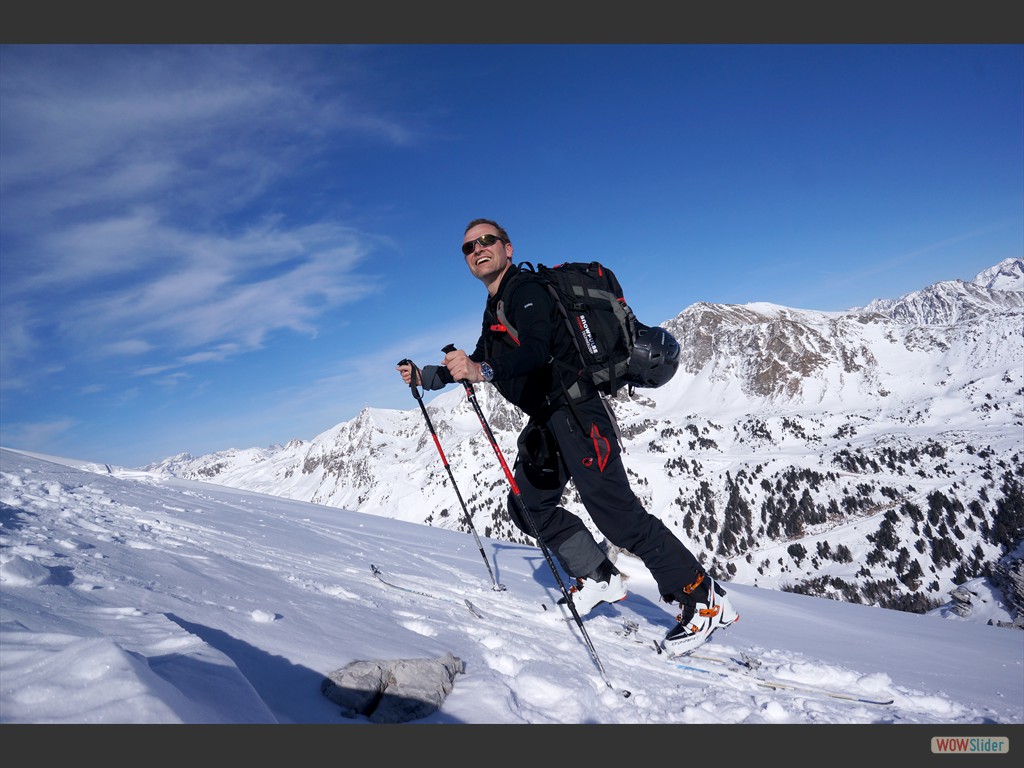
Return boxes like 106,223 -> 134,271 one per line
462,233 -> 505,256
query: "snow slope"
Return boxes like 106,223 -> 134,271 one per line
1,448 -> 1020,759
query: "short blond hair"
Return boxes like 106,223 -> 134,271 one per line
464,218 -> 510,244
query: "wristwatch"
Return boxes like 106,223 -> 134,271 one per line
480,362 -> 495,383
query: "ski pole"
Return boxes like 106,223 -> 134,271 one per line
441,345 -> 627,697
398,358 -> 505,592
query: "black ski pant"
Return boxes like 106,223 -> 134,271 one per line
508,394 -> 703,599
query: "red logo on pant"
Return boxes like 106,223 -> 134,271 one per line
589,424 -> 610,472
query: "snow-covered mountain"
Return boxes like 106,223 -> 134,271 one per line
148,258 -> 1024,626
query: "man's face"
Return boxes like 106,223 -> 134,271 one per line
462,224 -> 512,283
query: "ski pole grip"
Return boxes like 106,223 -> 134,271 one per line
442,344 -> 473,386
397,358 -> 421,399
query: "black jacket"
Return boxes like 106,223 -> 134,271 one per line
425,264 -> 593,417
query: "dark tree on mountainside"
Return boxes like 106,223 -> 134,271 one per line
991,471 -> 1024,552
718,473 -> 753,557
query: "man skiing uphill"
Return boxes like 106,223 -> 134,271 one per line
396,218 -> 738,655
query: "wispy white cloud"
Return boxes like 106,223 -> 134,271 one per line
152,372 -> 191,389
1,46 -> 413,221
0,45 -> 405,389
101,339 -> 154,357
3,216 -> 384,374
0,417 -> 78,449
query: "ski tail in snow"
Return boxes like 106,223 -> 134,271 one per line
370,564 -> 484,618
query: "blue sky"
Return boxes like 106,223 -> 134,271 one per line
1,44 -> 1022,468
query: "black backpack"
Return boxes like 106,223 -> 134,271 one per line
494,261 -> 659,397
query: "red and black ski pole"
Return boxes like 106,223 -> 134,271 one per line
440,345 -> 626,697
398,358 -> 505,592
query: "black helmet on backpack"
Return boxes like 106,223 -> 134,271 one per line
626,324 -> 680,389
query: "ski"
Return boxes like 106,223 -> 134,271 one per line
659,642 -> 895,706
369,564 -> 484,618
608,618 -> 894,706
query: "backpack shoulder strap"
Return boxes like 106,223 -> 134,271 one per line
493,262 -> 541,346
